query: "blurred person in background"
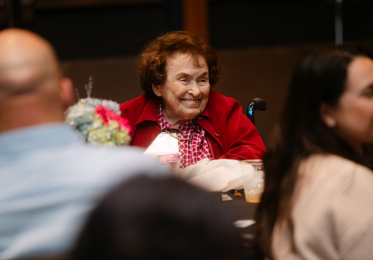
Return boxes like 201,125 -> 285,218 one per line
0,29 -> 167,259
120,31 -> 265,169
252,48 -> 373,260
72,175 -> 245,260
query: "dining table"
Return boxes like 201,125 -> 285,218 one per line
213,189 -> 258,245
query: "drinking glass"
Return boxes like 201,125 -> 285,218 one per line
164,157 -> 181,172
241,159 -> 264,203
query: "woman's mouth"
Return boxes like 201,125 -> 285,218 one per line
182,99 -> 200,103
181,99 -> 201,106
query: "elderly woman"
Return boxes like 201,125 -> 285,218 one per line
120,31 -> 265,168
252,48 -> 373,260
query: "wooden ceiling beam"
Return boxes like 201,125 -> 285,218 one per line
183,0 -> 209,43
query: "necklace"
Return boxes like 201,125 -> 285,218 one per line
164,129 -> 194,141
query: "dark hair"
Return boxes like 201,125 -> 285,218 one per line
137,31 -> 220,94
251,47 -> 373,260
71,175 -> 244,260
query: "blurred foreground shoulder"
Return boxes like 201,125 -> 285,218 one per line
76,144 -> 169,181
273,153 -> 373,260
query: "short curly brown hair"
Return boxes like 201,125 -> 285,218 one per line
137,31 -> 221,94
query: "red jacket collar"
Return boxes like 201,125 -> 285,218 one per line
136,94 -> 160,125
199,104 -> 210,118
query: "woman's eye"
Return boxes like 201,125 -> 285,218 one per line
362,85 -> 373,98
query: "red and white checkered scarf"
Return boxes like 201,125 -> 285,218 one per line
157,105 -> 213,168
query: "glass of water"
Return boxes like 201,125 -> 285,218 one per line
241,159 -> 264,203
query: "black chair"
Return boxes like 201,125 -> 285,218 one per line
247,98 -> 266,125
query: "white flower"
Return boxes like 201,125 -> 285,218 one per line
65,97 -> 130,146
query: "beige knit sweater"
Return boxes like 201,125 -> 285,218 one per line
272,154 -> 373,260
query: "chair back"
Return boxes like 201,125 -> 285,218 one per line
247,98 -> 266,125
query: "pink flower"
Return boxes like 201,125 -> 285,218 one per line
95,106 -> 131,133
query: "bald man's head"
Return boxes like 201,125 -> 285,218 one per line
0,29 -> 74,132
0,29 -> 61,95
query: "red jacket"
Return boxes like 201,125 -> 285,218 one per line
120,90 -> 266,160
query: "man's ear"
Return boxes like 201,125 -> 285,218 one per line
152,84 -> 162,97
320,102 -> 337,128
59,78 -> 74,111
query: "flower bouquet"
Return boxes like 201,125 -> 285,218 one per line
65,77 -> 131,146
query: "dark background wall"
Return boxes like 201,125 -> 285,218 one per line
4,0 -> 373,147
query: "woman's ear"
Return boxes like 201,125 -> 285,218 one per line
320,102 -> 337,128
152,84 -> 162,97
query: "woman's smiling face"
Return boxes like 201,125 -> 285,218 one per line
323,56 -> 373,150
152,52 -> 210,126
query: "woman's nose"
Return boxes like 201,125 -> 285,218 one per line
188,81 -> 201,96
